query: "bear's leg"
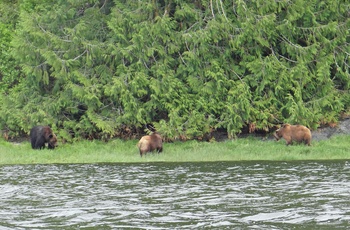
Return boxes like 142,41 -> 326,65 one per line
305,139 -> 311,146
140,147 -> 149,157
31,139 -> 37,149
285,137 -> 292,146
35,139 -> 46,149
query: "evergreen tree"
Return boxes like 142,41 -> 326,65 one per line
0,0 -> 349,141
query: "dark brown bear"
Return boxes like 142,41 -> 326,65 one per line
137,132 -> 163,157
274,124 -> 312,146
30,126 -> 58,149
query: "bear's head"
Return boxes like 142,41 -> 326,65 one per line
274,124 -> 290,140
48,133 -> 58,149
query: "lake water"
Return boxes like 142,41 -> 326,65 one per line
1,161 -> 350,229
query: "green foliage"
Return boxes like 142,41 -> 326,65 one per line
0,0 -> 21,93
0,0 -> 349,141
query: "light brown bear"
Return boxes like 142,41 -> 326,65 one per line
137,132 -> 163,157
274,124 -> 312,146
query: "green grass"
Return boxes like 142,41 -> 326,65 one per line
1,135 -> 349,165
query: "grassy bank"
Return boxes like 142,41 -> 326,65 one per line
0,135 -> 349,165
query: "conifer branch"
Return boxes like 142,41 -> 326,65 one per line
72,50 -> 88,61
99,0 -> 107,10
270,46 -> 298,64
210,0 -> 215,18
218,0 -> 228,21
279,35 -> 302,50
178,52 -> 187,66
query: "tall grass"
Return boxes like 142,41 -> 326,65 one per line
0,135 -> 349,165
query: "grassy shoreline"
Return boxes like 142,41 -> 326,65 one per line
1,134 -> 349,165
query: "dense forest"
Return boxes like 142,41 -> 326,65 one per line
0,0 -> 349,142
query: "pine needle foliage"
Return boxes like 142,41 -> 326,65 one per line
0,0 -> 349,141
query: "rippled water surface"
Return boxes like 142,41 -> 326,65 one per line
1,161 -> 350,229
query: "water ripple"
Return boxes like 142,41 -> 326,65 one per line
0,161 -> 350,228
